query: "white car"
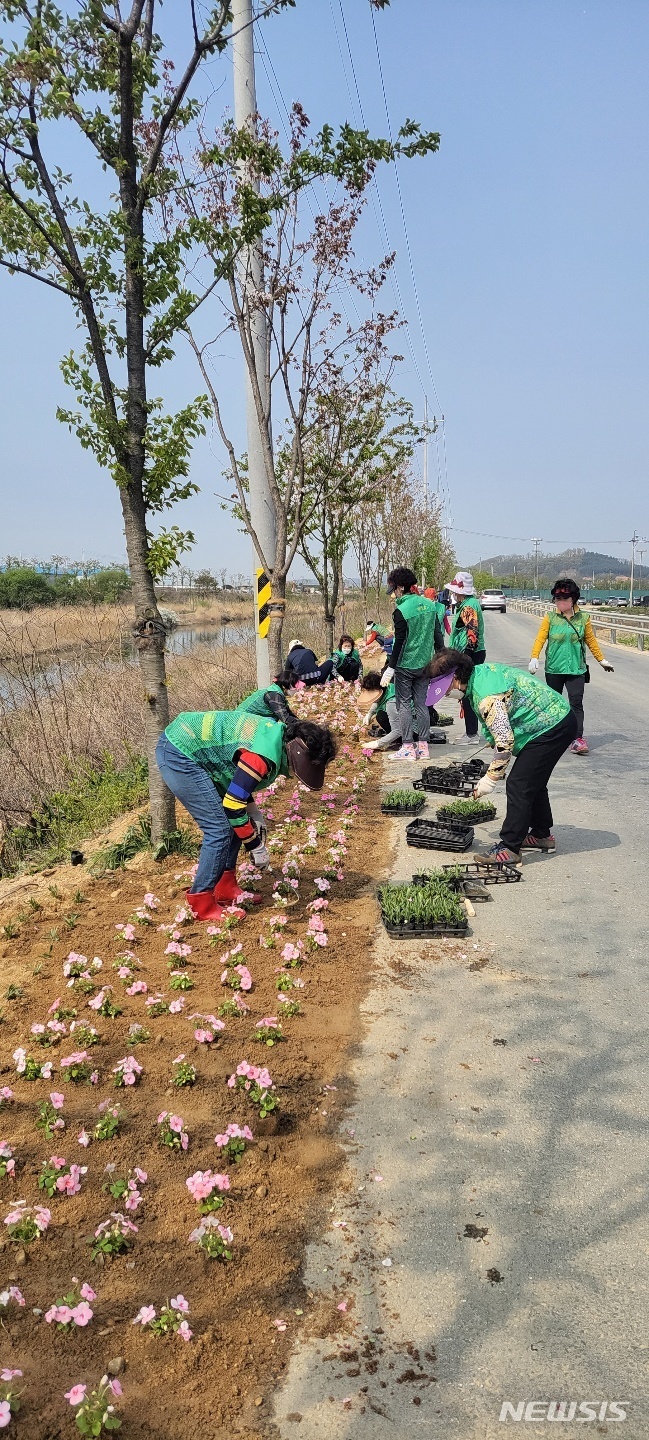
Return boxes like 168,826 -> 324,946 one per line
480,588 -> 507,613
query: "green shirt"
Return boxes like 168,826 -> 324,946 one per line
394,593 -> 439,670
234,683 -> 286,720
165,709 -> 288,795
376,679 -> 396,715
466,663 -> 571,754
545,609 -> 588,676
451,595 -> 485,653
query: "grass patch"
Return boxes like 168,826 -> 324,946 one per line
0,753 -> 149,877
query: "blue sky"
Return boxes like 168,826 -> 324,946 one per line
1,0 -> 647,576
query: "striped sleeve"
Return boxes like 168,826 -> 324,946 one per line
222,750 -> 270,847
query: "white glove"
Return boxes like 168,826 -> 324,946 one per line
528,658 -> 539,673
246,801 -> 266,833
474,773 -> 497,798
601,661 -> 614,673
380,667 -> 394,688
250,841 -> 270,870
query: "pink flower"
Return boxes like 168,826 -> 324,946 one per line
312,932 -> 328,947
281,943 -> 302,962
133,1304 -> 156,1326
80,1283 -> 96,1301
0,1402 -> 11,1427
65,1384 -> 87,1406
170,1294 -> 189,1312
71,1301 -> 93,1326
194,1028 -> 213,1044
143,893 -> 159,909
0,1369 -> 21,1382
109,1379 -> 123,1397
0,1089 -> 13,1103
169,998 -> 185,1014
6,1288 -> 24,1307
41,1061 -> 54,1080
126,981 -> 147,996
177,1319 -> 193,1341
169,1114 -> 184,1133
134,1167 -> 147,1184
125,1191 -> 141,1211
77,1129 -> 90,1147
116,923 -> 136,941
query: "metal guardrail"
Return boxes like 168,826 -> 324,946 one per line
507,598 -> 649,650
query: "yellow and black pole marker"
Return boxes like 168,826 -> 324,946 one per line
255,568 -> 272,637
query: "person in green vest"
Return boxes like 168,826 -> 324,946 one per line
529,577 -> 614,756
234,680 -> 295,724
428,648 -> 578,864
358,671 -> 442,750
380,567 -> 445,761
155,709 -> 336,922
448,571 -> 486,745
330,634 -> 362,683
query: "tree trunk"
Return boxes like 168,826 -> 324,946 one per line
119,29 -> 175,843
267,572 -> 286,677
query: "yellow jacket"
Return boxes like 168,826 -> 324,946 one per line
531,612 -> 604,664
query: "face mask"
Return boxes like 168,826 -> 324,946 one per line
341,646 -> 352,655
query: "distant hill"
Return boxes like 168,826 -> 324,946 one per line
472,549 -> 649,582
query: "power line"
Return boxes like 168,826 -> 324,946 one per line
451,527 -> 630,546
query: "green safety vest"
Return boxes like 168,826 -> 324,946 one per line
450,596 -> 485,653
333,647 -> 361,666
545,609 -> 588,676
466,663 -> 570,754
234,683 -> 286,720
376,679 -> 396,715
394,593 -> 438,670
165,709 -> 289,795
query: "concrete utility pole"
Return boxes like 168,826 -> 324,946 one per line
422,396 -> 429,505
629,532 -> 639,606
530,537 -> 542,592
232,0 -> 276,686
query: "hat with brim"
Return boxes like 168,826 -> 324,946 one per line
448,570 -> 475,596
285,736 -> 326,791
426,671 -> 456,708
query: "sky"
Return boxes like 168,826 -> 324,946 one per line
0,0 -> 647,577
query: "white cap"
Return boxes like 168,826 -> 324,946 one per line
448,571 -> 475,596
288,638 -> 303,652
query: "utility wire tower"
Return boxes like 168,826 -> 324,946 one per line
232,0 -> 276,685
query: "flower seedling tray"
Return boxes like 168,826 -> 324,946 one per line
381,790 -> 426,817
405,818 -> 474,852
413,769 -> 475,797
436,800 -> 497,824
381,914 -> 469,938
442,861 -> 521,885
435,714 -> 454,725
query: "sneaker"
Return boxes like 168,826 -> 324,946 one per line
521,833 -> 556,853
457,733 -> 481,746
473,843 -> 521,867
570,737 -> 589,755
388,743 -> 418,761
415,742 -> 430,760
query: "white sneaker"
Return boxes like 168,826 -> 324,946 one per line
457,733 -> 481,746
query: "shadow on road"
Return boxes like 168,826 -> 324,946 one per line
553,825 -> 621,854
586,732 -> 633,750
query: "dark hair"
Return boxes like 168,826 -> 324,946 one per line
387,566 -> 418,593
284,717 -> 337,765
427,646 -> 475,687
551,577 -> 580,602
338,634 -> 355,649
361,671 -> 384,690
273,670 -> 293,692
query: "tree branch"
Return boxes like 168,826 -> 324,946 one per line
0,256 -> 70,295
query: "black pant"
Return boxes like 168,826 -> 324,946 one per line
462,650 -> 486,735
500,711 -> 578,852
545,671 -> 585,738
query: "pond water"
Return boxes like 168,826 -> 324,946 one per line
0,622 -> 255,705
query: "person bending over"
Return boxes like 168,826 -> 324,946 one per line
381,567 -> 445,761
428,648 -> 577,865
156,708 -> 336,921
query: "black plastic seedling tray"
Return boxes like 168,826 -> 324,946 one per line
405,818 -> 474,852
436,802 -> 496,824
381,799 -> 426,817
380,911 -> 469,938
442,861 -> 521,884
412,870 -> 491,902
413,771 -> 475,797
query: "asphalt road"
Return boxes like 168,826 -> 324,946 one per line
273,612 -> 649,1439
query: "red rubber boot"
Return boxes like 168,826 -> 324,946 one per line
213,869 -> 262,906
184,889 -> 226,923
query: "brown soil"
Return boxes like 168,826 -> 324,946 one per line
0,692 -> 385,1439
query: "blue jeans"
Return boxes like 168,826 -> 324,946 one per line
155,734 -> 240,894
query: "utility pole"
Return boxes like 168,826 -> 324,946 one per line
629,532 -> 639,605
232,0 -> 276,686
530,538 -> 542,592
422,396 -> 429,505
